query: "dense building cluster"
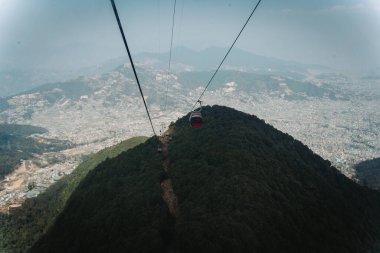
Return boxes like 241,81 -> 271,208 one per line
0,68 -> 379,210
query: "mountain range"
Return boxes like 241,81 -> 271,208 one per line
136,47 -> 330,73
0,47 -> 332,98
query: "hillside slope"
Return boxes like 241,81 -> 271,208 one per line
0,136 -> 147,253
0,124 -> 72,178
31,106 -> 380,253
356,157 -> 380,190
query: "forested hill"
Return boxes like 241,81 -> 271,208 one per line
0,136 -> 148,253
0,124 -> 71,178
31,105 -> 380,253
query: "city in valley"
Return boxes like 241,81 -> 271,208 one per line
0,63 -> 379,212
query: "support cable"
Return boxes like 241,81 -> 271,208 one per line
191,0 -> 262,111
160,0 -> 177,135
110,0 -> 157,136
163,0 -> 177,112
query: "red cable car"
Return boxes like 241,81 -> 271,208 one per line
189,111 -> 202,127
189,100 -> 203,127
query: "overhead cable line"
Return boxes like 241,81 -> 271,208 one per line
163,0 -> 177,112
168,0 -> 177,75
110,0 -> 157,136
191,0 -> 263,111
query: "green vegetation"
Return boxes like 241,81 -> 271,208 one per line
0,125 -> 46,136
169,106 -> 380,253
30,137 -> 167,253
0,136 -> 147,253
0,124 -> 71,178
355,157 -> 380,190
0,98 -> 9,111
27,106 -> 380,253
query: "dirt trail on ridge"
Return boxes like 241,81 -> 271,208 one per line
159,128 -> 178,218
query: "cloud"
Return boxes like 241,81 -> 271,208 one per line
324,1 -> 378,13
326,4 -> 362,12
368,0 -> 380,12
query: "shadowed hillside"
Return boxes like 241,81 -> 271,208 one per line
30,105 -> 380,253
0,136 -> 147,253
0,124 -> 72,178
356,157 -> 380,190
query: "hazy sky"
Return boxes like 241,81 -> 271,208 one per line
1,0 -> 379,75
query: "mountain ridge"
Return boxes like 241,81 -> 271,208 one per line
30,105 -> 380,253
1,46 -> 333,98
137,46 -> 331,72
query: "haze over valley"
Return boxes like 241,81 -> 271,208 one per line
2,0 -> 380,252
0,48 -> 379,211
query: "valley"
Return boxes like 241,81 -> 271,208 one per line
0,143 -> 105,213
0,60 -> 379,211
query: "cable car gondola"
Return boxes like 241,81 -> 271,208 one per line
189,111 -> 202,127
189,100 -> 203,127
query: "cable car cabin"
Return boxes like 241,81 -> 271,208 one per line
189,111 -> 202,127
